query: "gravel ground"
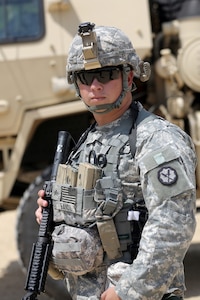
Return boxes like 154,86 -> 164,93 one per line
0,208 -> 200,300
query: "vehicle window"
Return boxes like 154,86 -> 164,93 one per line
0,0 -> 45,44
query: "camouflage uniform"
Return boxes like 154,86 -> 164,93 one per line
114,102 -> 196,300
52,23 -> 196,299
60,101 -> 196,299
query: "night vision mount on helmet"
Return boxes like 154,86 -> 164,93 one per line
66,22 -> 151,114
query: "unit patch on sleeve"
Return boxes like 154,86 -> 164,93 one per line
141,146 -> 195,199
157,166 -> 178,186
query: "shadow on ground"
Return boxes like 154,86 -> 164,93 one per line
0,260 -> 51,300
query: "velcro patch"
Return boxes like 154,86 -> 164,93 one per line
147,160 -> 193,199
157,166 -> 178,186
141,146 -> 194,199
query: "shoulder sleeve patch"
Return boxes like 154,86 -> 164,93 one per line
148,160 -> 194,198
158,166 -> 178,186
141,147 -> 195,198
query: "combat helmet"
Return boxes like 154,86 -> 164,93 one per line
67,22 -> 150,113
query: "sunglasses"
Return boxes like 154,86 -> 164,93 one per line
75,66 -> 122,86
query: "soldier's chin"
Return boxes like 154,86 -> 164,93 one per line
94,108 -> 109,114
88,103 -> 112,114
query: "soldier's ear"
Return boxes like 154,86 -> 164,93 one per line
128,70 -> 134,87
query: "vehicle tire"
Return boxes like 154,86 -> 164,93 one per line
16,166 -> 72,300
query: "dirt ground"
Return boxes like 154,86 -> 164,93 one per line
0,207 -> 200,300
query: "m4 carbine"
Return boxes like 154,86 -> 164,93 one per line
22,131 -> 73,300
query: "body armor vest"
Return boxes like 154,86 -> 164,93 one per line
51,105 -> 150,267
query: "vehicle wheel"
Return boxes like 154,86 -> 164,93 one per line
16,166 -> 72,300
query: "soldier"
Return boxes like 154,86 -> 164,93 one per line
35,22 -> 197,300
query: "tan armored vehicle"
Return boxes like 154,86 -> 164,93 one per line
0,0 -> 200,299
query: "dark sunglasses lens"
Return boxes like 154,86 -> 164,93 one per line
77,73 -> 95,85
76,68 -> 121,85
100,69 -> 121,83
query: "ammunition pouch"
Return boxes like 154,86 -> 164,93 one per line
94,176 -> 124,260
96,205 -> 148,263
96,218 -> 122,260
51,224 -> 104,275
52,184 -> 97,226
51,155 -> 148,268
52,163 -> 102,226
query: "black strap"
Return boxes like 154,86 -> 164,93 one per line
66,122 -> 96,164
162,293 -> 182,300
129,103 -> 157,157
129,102 -> 139,158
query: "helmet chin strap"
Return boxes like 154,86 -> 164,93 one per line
86,87 -> 129,114
75,66 -> 132,114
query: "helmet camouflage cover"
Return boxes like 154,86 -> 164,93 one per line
67,22 -> 142,84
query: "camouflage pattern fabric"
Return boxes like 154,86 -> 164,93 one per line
65,265 -> 107,300
51,224 -> 103,275
114,102 -> 196,299
61,101 -> 196,299
67,26 -> 141,78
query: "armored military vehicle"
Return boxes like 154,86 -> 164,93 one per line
0,0 -> 199,299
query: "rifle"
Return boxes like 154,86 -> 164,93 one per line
22,131 -> 72,300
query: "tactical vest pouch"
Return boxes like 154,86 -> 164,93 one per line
51,224 -> 104,275
94,176 -> 123,260
52,184 -> 97,226
52,162 -> 102,226
96,219 -> 122,259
